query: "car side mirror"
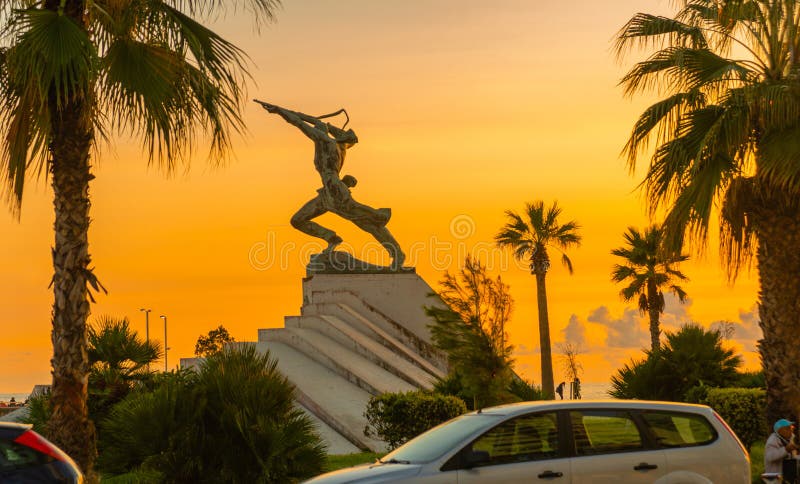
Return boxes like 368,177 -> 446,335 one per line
463,449 -> 490,469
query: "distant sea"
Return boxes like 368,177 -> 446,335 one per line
576,382 -> 612,399
0,393 -> 30,404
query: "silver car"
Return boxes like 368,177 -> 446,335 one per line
305,400 -> 750,483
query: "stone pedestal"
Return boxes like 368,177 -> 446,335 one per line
251,266 -> 447,453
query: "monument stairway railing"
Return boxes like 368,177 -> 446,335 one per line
259,327 -> 417,396
300,301 -> 445,380
302,289 -> 448,373
283,313 -> 436,389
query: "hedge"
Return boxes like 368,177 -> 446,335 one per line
363,391 -> 467,449
703,387 -> 766,449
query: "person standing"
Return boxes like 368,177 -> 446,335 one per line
555,382 -> 565,400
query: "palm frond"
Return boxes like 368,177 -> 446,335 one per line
560,253 -> 573,274
614,13 -> 708,57
620,46 -> 751,98
719,176 -> 757,279
623,89 -> 707,168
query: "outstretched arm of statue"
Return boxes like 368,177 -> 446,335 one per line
254,100 -> 327,141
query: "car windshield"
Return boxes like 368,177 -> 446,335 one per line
380,414 -> 503,464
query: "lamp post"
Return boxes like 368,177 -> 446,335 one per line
160,315 -> 169,372
138,308 -> 151,343
139,308 -> 151,370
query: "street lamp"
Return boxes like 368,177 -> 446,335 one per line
138,308 -> 151,343
139,308 -> 151,370
160,315 -> 169,372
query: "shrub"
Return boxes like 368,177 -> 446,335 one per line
508,378 -> 546,402
609,323 -> 741,401
364,391 -> 466,449
99,345 -> 326,482
702,387 -> 767,449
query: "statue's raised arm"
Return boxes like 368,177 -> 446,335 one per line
254,100 -> 330,141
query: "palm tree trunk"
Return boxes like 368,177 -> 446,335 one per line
535,272 -> 555,399
47,90 -> 96,476
754,195 -> 800,426
647,281 -> 661,352
42,1 -> 96,475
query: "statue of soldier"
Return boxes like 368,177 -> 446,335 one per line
256,101 -> 406,269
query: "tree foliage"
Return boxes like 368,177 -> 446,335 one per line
426,256 -> 515,409
88,316 -> 162,429
98,345 -> 326,483
615,0 -> 800,432
703,387 -> 767,449
495,200 -> 581,398
363,391 -> 466,450
611,225 -> 689,351
194,325 -> 235,358
609,323 -> 742,401
0,0 -> 281,471
557,342 -> 583,383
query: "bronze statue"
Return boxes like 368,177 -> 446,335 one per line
256,100 -> 406,269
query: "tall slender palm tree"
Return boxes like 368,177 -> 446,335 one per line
0,0 -> 279,473
611,225 -> 689,351
495,201 -> 581,398
616,0 -> 800,423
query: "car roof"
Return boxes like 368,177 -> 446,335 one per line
471,400 -> 712,417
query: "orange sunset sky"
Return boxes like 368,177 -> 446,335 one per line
1,0 -> 761,393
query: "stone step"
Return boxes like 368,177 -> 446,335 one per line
302,294 -> 448,374
260,327 -> 417,396
307,304 -> 444,380
296,403 -> 360,455
254,341 -> 386,452
284,314 -> 436,389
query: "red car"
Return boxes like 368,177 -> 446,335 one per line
0,422 -> 84,483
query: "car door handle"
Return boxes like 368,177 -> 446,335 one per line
634,462 -> 659,471
538,470 -> 563,478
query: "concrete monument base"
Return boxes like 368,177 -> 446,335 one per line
251,269 -> 447,453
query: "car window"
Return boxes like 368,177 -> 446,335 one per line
384,414 -> 503,464
468,411 -> 559,466
569,410 -> 643,455
640,411 -> 717,447
0,440 -> 48,471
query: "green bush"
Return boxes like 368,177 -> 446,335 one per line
702,387 -> 767,450
609,323 -> 741,401
364,391 -> 466,449
508,378 -> 546,402
99,345 -> 326,482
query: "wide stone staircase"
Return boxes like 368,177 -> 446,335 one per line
251,272 -> 448,453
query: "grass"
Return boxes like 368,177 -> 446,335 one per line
325,452 -> 384,472
750,441 -> 764,484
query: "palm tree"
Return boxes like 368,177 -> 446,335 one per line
611,225 -> 689,351
99,346 -> 327,482
495,201 -> 581,398
609,323 -> 741,402
616,0 -> 800,424
88,316 -> 161,420
0,0 -> 279,473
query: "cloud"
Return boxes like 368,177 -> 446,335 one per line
515,343 -> 539,356
561,314 -> 586,347
709,304 -> 761,352
658,293 -> 693,332
587,305 -> 649,349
